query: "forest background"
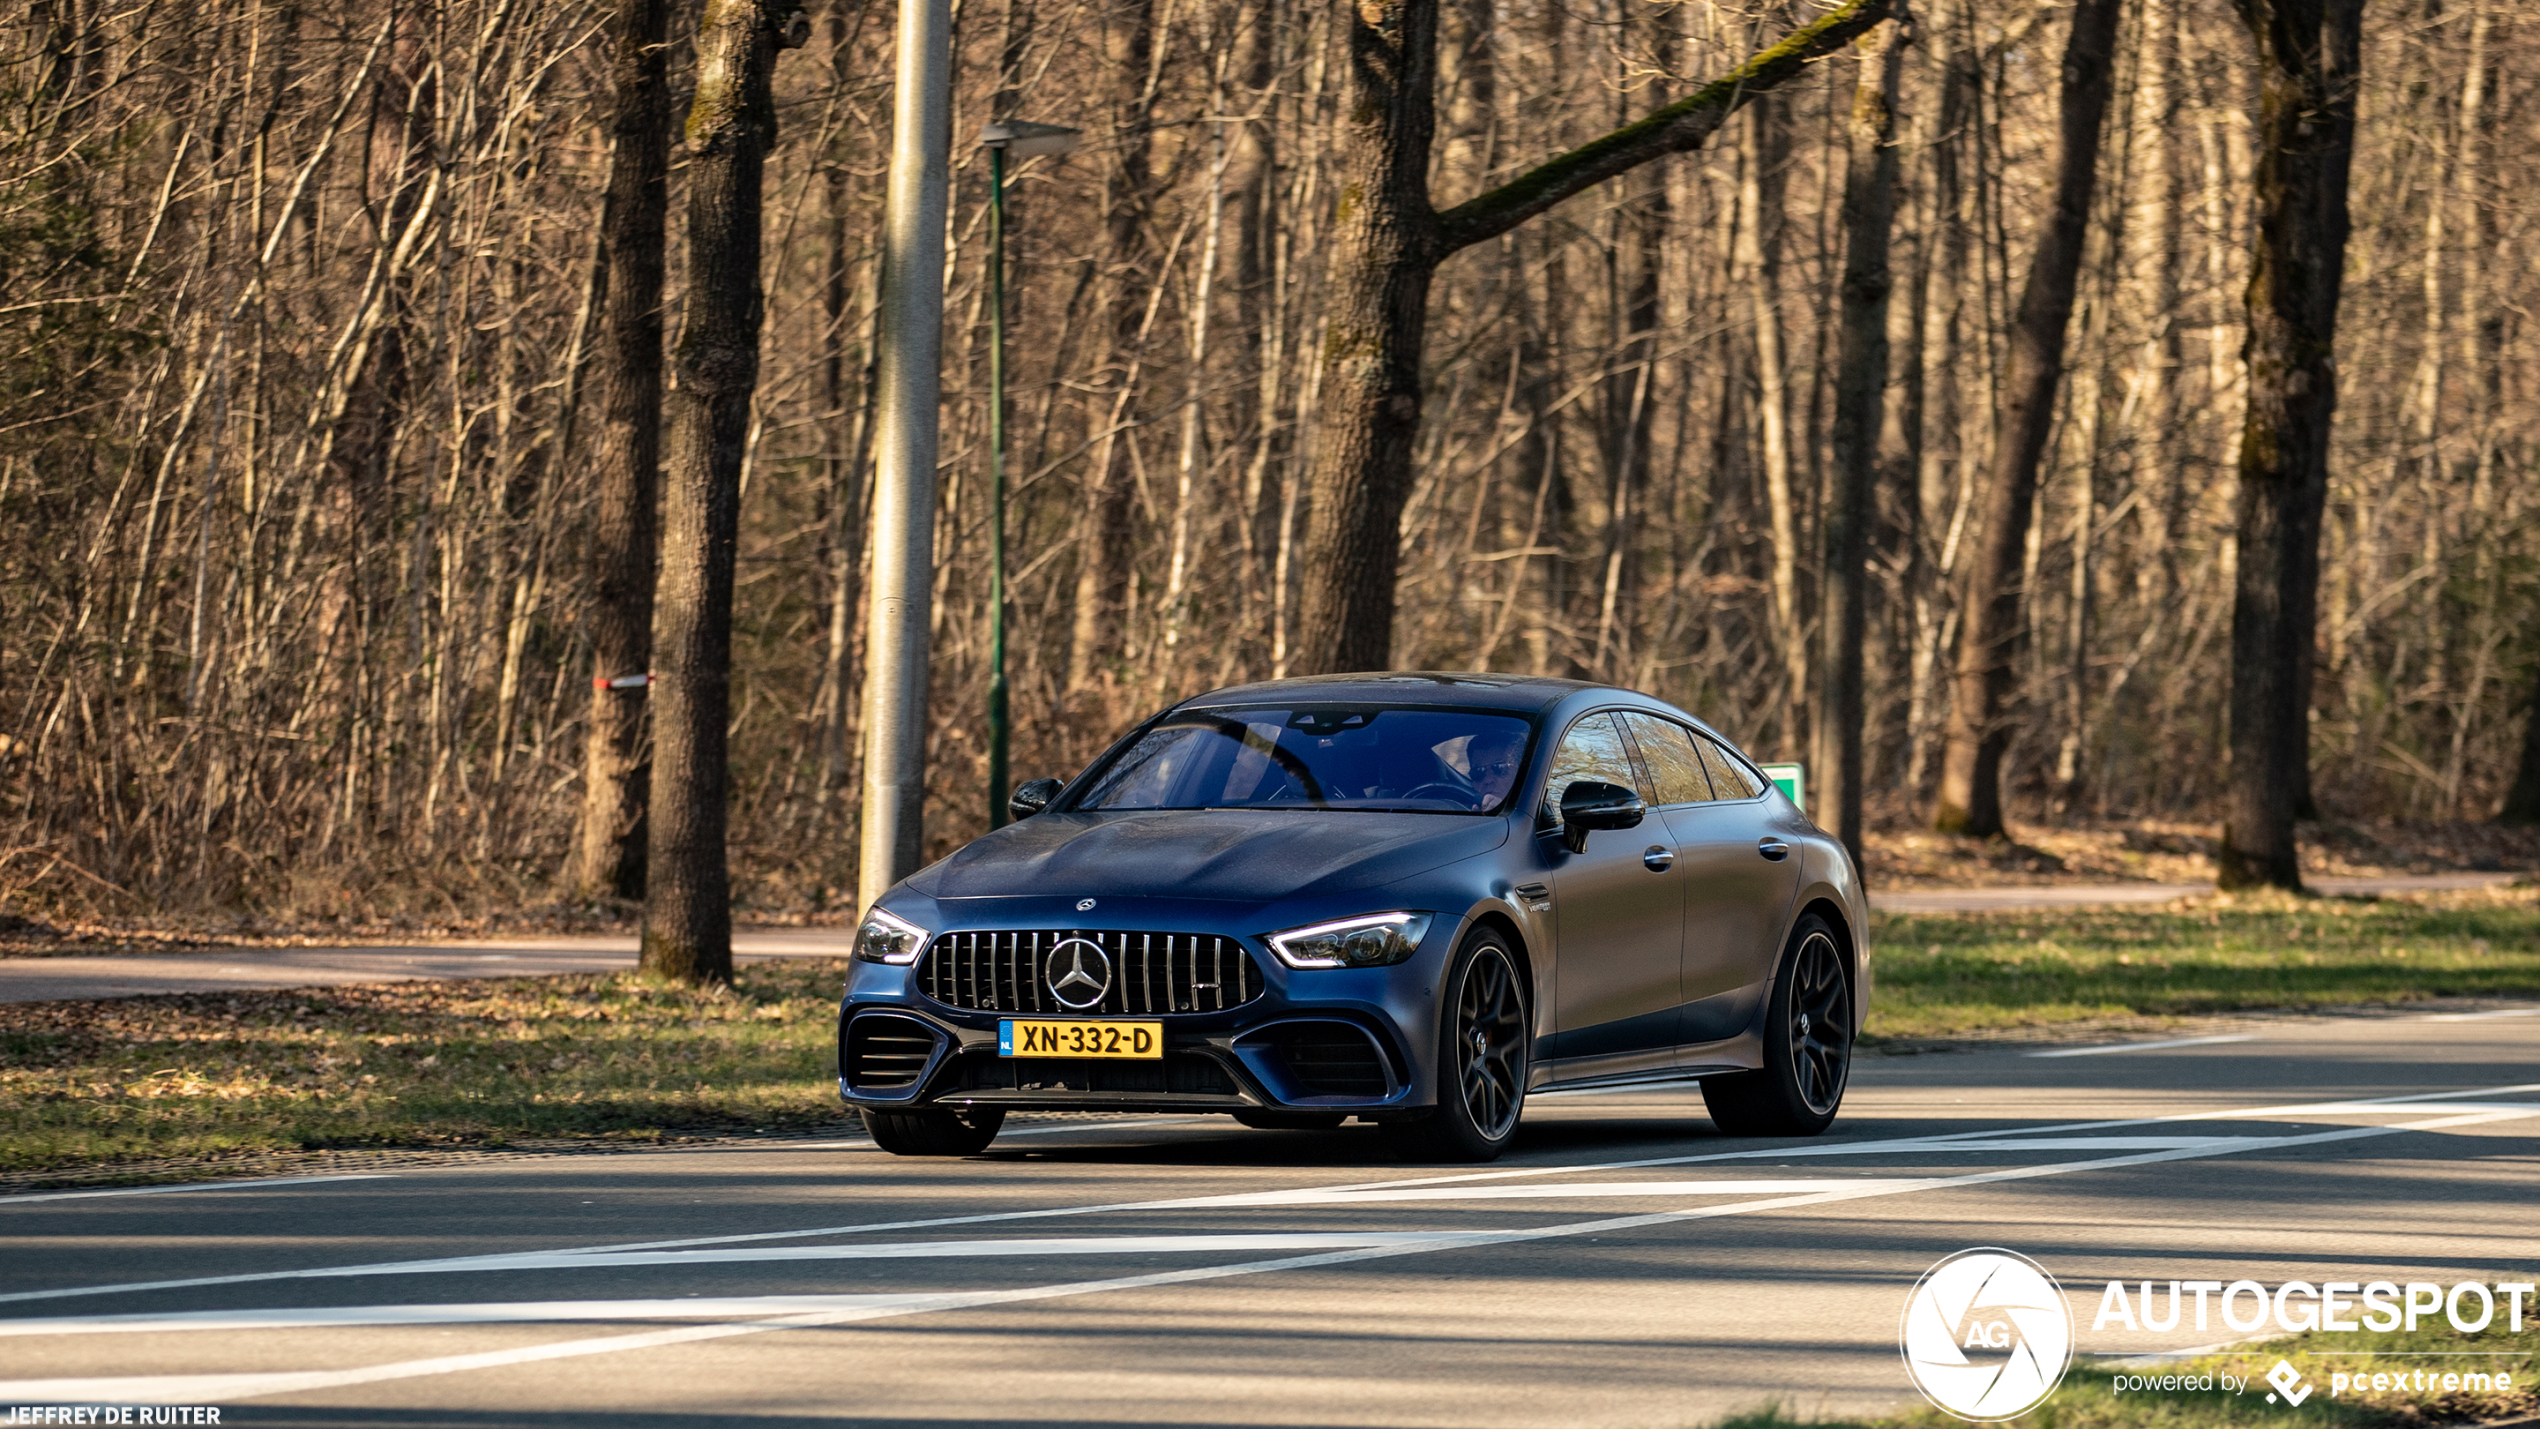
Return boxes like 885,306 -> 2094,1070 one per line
2,0 -> 2534,929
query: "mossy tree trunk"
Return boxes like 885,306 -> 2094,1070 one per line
1285,0 -> 1895,676
1929,0 -> 2122,836
572,0 -> 672,903
2218,0 -> 2363,890
642,0 -> 810,985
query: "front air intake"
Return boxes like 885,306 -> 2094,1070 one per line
1260,1022 -> 1392,1097
843,1014 -> 941,1091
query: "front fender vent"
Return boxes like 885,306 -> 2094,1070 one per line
918,930 -> 1265,1015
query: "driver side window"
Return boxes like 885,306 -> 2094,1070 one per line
1540,713 -> 1643,826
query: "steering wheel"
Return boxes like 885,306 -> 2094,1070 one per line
1398,781 -> 1481,809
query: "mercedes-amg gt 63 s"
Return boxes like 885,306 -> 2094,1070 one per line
838,673 -> 1868,1161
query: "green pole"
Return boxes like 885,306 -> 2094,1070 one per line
986,142 -> 1010,829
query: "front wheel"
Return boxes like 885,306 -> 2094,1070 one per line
1701,914 -> 1852,1137
1394,931 -> 1530,1162
862,1106 -> 1005,1155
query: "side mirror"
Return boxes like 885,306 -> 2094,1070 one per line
1558,780 -> 1645,854
1008,777 -> 1063,820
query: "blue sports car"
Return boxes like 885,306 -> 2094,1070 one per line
839,673 -> 1868,1161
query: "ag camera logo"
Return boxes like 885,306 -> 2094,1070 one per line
1901,1249 -> 2076,1420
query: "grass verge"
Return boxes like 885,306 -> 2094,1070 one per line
0,958 -> 855,1187
4,890 -> 2536,1184
1712,1313 -> 2538,1429
1868,887 -> 2540,1042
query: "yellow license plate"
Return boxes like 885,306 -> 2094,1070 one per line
998,1019 -> 1163,1059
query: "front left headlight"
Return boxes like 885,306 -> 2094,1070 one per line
854,907 -> 928,964
1264,911 -> 1433,969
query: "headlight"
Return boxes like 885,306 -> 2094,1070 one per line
854,907 -> 928,964
1264,912 -> 1433,969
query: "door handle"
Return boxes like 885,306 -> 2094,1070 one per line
1642,846 -> 1674,872
1757,839 -> 1790,861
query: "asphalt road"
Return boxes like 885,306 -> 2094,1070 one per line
0,873 -> 2514,1004
3,1008 -> 2535,1427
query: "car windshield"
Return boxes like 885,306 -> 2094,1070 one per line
1074,706 -> 1536,814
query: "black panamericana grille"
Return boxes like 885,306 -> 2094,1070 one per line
917,930 -> 1264,1015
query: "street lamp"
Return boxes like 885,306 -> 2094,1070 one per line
978,119 -> 1081,829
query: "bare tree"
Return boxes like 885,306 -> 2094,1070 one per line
571,0 -> 673,902
1930,0 -> 2122,836
1818,14 -> 1912,863
1285,0 -> 1894,676
641,0 -> 812,983
2217,0 -> 2363,890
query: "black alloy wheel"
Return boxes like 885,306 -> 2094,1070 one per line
1397,932 -> 1529,1162
862,1105 -> 1006,1156
1701,913 -> 1852,1137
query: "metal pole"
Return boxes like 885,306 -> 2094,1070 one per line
857,0 -> 951,911
986,143 -> 1011,829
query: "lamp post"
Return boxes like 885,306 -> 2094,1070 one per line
978,119 -> 1080,828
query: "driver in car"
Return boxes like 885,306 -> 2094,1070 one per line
1464,726 -> 1526,809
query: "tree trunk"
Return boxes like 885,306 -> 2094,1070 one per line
571,0 -> 671,902
1930,0 -> 2121,836
1817,18 -> 1909,865
2501,658 -> 2540,823
642,0 -> 808,984
1287,0 -> 1894,677
2217,0 -> 2362,891
1737,99 -> 1805,732
1064,0 -> 1160,690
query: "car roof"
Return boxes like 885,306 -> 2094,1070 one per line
1176,671 -> 1603,715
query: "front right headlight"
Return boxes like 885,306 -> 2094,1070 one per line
854,907 -> 928,964
1264,911 -> 1433,969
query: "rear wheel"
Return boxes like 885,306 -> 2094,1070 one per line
1701,914 -> 1851,1137
1234,1109 -> 1348,1130
1394,931 -> 1529,1162
861,1106 -> 1005,1155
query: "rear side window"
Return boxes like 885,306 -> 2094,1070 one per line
1618,712 -> 1714,806
1541,712 -> 1643,823
1695,734 -> 1764,800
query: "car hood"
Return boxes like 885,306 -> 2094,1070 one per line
909,810 -> 1510,904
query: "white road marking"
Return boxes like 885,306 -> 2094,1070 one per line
2027,1035 -> 2260,1058
2421,1007 -> 2540,1022
0,1234 -> 1506,1337
776,1115 -> 1215,1150
8,1106 -> 2533,1406
0,1175 -> 395,1206
9,1081 -> 2537,1310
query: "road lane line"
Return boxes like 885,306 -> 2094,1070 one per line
0,1234 -> 1515,1336
9,1108 -> 2532,1405
2027,1035 -> 2260,1058
9,1080 -> 2537,1309
2421,1007 -> 2540,1022
0,1175 -> 395,1206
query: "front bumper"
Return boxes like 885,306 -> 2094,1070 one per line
835,934 -> 1441,1116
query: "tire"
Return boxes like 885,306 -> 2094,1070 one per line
1394,930 -> 1530,1162
1701,913 -> 1853,1137
1234,1110 -> 1349,1130
861,1106 -> 1006,1156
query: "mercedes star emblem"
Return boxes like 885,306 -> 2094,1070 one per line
1045,938 -> 1112,1009
1075,898 -> 1097,912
